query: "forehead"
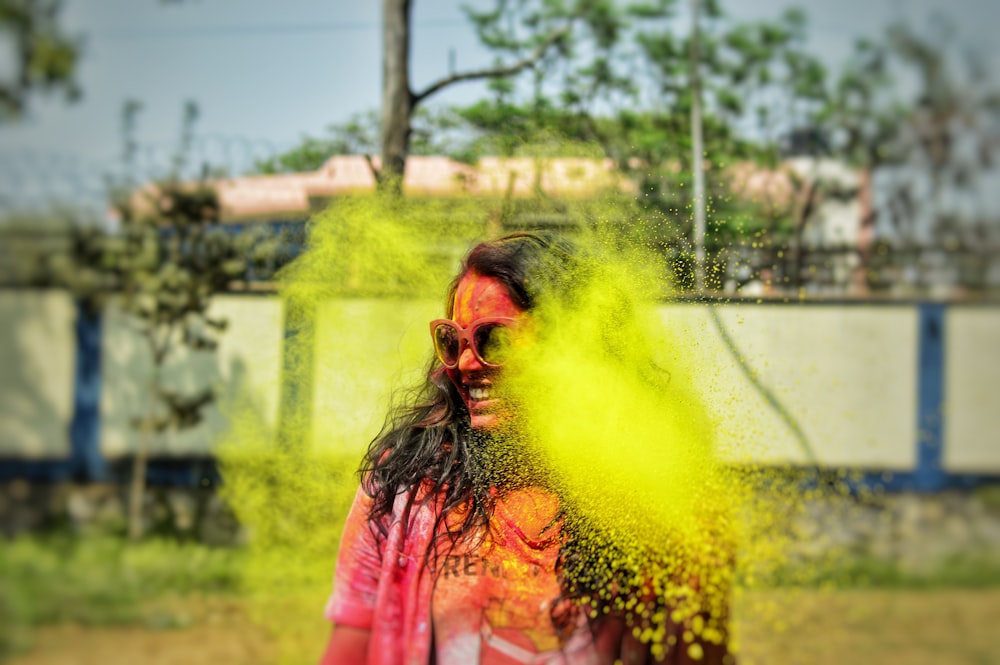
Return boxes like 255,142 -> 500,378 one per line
452,271 -> 524,326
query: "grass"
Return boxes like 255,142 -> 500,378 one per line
0,534 -> 245,658
1,531 -> 997,661
748,550 -> 1000,590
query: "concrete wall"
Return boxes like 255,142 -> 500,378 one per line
310,298 -> 439,451
1,290 -> 998,477
661,304 -> 919,469
944,306 -> 1000,473
0,290 -> 75,458
100,295 -> 284,457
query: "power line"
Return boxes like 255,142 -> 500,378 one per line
92,18 -> 466,41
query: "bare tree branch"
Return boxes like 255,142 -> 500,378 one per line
362,153 -> 382,183
411,22 -> 574,106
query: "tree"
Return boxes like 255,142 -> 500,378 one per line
377,0 -> 594,193
630,2 -> 829,289
860,22 -> 1000,293
252,107 -> 469,174
445,0 -> 654,161
259,1 -> 869,294
0,0 -> 80,120
54,101 -> 249,539
441,1 -> 832,290
792,16 -> 1000,296
116,103 -> 249,540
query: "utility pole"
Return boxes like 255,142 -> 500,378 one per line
689,0 -> 706,292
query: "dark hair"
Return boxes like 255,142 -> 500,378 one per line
357,231 -> 706,653
359,231 -> 577,546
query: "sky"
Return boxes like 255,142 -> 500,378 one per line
0,0 -> 997,212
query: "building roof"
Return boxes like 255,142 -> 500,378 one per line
193,154 -> 636,221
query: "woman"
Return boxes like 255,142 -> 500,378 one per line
321,232 -> 731,665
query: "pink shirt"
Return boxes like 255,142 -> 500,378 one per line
326,483 -> 440,665
326,485 -> 599,665
429,488 -> 598,664
326,483 -> 731,665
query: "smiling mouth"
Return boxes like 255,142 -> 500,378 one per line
468,386 -> 492,401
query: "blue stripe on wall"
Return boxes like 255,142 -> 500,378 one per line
788,303 -> 1000,493
914,303 -> 946,492
69,301 -> 106,481
0,300 -> 106,483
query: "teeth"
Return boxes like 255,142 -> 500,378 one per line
468,387 -> 491,401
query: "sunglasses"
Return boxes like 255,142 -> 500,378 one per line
429,317 -> 519,368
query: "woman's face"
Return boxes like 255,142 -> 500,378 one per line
446,270 -> 526,430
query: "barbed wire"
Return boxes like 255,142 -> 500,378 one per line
0,135 -> 285,218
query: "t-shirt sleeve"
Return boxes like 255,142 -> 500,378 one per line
324,484 -> 384,630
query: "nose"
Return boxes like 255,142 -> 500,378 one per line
457,343 -> 484,374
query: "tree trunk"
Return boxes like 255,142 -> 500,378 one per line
381,0 -> 413,194
128,373 -> 157,541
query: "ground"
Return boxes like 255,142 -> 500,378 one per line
735,589 -> 1000,665
6,589 -> 999,665
5,596 -> 273,665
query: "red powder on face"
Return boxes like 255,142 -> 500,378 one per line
446,271 -> 526,430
